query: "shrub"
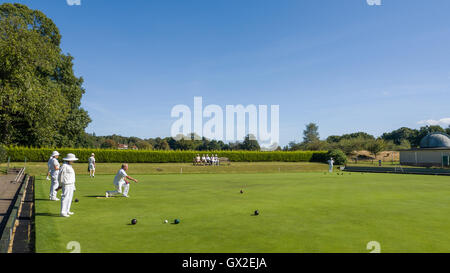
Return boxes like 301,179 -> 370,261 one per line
366,139 -> 386,158
5,147 -> 329,163
327,149 -> 347,165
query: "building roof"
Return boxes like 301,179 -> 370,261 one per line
420,133 -> 450,149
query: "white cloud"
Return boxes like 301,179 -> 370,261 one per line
418,118 -> 450,127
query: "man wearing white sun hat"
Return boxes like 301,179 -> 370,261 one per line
48,151 -> 61,201
58,153 -> 79,217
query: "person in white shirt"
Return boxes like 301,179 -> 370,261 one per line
48,151 -> 61,201
328,157 -> 335,173
46,155 -> 52,181
206,154 -> 211,165
213,154 -> 219,166
106,164 -> 138,198
58,153 -> 79,217
201,155 -> 206,165
195,154 -> 201,165
88,153 -> 96,178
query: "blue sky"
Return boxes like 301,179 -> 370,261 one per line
3,0 -> 450,146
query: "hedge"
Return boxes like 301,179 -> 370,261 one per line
5,147 -> 329,163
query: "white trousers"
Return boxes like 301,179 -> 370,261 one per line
107,181 -> 129,197
329,165 -> 334,173
61,184 -> 75,215
49,172 -> 59,199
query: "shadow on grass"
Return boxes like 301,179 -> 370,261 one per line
84,195 -> 105,198
35,212 -> 60,217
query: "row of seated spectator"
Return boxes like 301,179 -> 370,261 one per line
194,154 -> 220,166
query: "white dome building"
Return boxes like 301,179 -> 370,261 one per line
400,133 -> 450,167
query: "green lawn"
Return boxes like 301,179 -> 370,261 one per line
34,169 -> 450,253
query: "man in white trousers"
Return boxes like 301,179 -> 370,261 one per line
48,151 -> 61,201
328,157 -> 335,173
88,153 -> 96,178
58,153 -> 78,217
106,164 -> 138,198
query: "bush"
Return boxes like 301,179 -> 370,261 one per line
5,147 -> 329,163
327,149 -> 347,165
0,145 -> 6,163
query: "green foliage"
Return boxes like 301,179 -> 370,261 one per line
6,147 -> 328,163
381,126 -> 447,148
330,137 -> 368,155
0,3 -> 90,147
0,145 -> 6,163
327,149 -> 347,165
381,127 -> 418,146
366,139 -> 386,157
136,140 -> 153,150
327,132 -> 375,143
241,134 -> 260,151
303,123 -> 320,143
384,139 -> 411,151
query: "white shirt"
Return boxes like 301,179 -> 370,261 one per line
58,163 -> 76,186
49,157 -> 60,176
89,156 -> 96,165
114,169 -> 128,185
328,159 -> 335,166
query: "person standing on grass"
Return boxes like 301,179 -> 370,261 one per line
88,153 -> 96,178
328,157 -> 335,173
48,151 -> 61,201
58,153 -> 79,217
106,164 -> 138,198
46,153 -> 53,181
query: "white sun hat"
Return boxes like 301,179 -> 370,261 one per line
63,153 -> 79,161
91,153 -> 95,156
51,151 -> 60,157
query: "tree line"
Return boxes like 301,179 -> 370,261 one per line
76,133 -> 262,151
285,123 -> 450,157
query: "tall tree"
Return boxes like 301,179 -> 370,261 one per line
366,139 -> 386,158
0,3 -> 90,146
241,134 -> 261,151
303,123 -> 320,144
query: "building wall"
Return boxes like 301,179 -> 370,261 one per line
400,149 -> 450,167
